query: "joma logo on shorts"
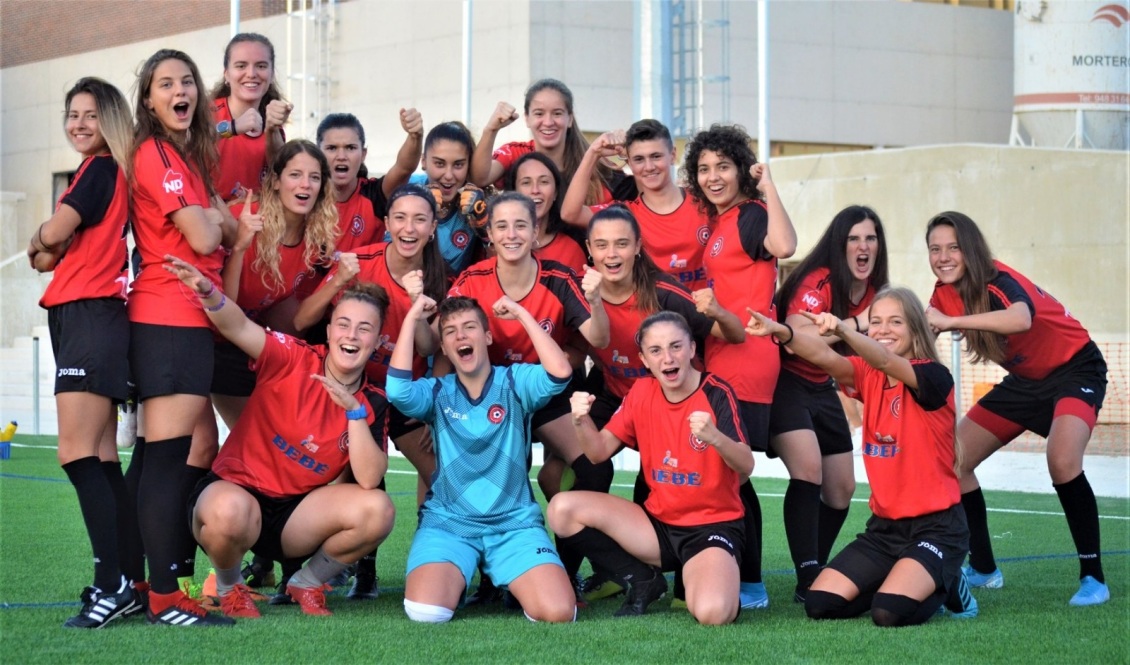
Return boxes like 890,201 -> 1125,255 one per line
917,541 -> 942,559
57,368 -> 86,377
535,547 -> 554,555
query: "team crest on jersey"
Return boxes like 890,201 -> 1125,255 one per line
350,214 -> 365,237
709,236 -> 724,257
689,432 -> 708,452
539,318 -> 554,334
293,272 -> 307,291
452,229 -> 470,249
162,169 -> 184,195
890,395 -> 901,419
338,431 -> 350,452
272,331 -> 289,346
487,404 -> 506,424
697,225 -> 711,246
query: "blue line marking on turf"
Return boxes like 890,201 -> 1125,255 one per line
0,473 -> 68,483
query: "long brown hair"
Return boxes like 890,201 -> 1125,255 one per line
587,206 -> 661,313
65,77 -> 134,179
925,211 -> 1005,364
132,49 -> 219,197
209,33 -> 287,116
254,140 -> 338,291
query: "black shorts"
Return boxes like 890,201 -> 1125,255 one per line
767,370 -> 852,458
210,341 -> 256,396
532,373 -> 586,431
827,503 -> 968,598
647,514 -> 744,572
589,390 -> 624,430
188,472 -> 312,563
739,400 -> 770,453
48,299 -> 130,402
388,405 -> 426,441
129,322 -> 214,400
971,341 -> 1107,440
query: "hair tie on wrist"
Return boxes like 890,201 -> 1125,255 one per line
198,281 -> 216,299
774,322 -> 794,346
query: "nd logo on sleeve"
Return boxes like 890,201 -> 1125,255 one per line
162,169 -> 184,195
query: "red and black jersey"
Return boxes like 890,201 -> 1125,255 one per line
591,190 -> 710,291
782,266 -> 876,384
702,200 -> 779,404
128,137 -> 225,327
449,257 -> 591,366
213,97 -> 275,201
40,155 -> 129,308
534,232 -> 588,275
334,177 -> 389,252
606,373 -> 748,526
227,200 -> 318,322
593,274 -> 715,399
316,242 -> 428,383
842,357 -> 960,520
929,261 -> 1091,380
213,331 -> 389,498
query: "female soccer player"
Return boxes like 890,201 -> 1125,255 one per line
165,257 -> 395,621
746,288 -> 977,626
549,311 -> 753,625
210,33 -> 291,202
507,152 -> 587,274
212,139 -> 338,427
561,119 -> 710,292
27,77 -> 142,628
127,48 -> 234,626
317,110 -> 422,252
470,79 -> 630,204
769,205 -> 889,600
925,211 -> 1109,606
412,121 -> 488,274
387,295 -> 577,624
683,124 -> 798,607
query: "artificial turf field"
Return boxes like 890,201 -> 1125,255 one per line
1,435 -> 1127,664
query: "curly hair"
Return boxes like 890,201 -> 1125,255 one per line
253,140 -> 338,291
681,124 -> 762,220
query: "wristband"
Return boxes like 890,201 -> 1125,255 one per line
774,322 -> 795,346
203,293 -> 226,313
851,315 -> 861,332
346,404 -> 368,421
198,281 -> 216,299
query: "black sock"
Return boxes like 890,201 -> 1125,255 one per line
63,456 -> 121,591
1054,472 -> 1104,583
124,436 -> 145,502
101,461 -> 145,584
817,501 -> 850,565
961,488 -> 997,573
784,479 -> 822,588
136,436 -> 192,593
356,550 -> 376,578
740,480 -> 763,584
632,471 -> 649,506
557,527 -> 654,588
570,455 -> 614,493
178,464 -> 209,576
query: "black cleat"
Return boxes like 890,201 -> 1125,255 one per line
241,557 -> 277,589
614,572 -> 668,617
63,580 -> 140,629
347,569 -> 379,601
465,575 -> 502,606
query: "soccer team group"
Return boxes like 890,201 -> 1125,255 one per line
28,33 -> 1111,629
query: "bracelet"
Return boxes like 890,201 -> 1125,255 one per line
34,226 -> 55,252
345,404 -> 368,421
852,315 -> 862,332
774,322 -> 794,346
203,293 -> 226,313
198,281 -> 216,299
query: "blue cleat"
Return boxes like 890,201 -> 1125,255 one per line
943,570 -> 979,619
739,582 -> 769,610
962,565 -> 1004,589
1069,576 -> 1110,607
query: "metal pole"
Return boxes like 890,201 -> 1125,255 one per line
230,0 -> 240,37
950,331 -> 963,417
462,0 -> 473,125
757,0 -> 769,161
32,336 -> 40,434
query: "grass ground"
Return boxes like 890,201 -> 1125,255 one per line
2,435 -> 1127,664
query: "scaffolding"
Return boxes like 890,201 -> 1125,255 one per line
285,0 -> 337,139
669,0 -> 731,138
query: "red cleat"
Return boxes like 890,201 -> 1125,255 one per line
286,584 -> 332,616
220,584 -> 262,619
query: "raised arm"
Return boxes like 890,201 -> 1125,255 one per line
469,101 -> 517,186
692,288 -> 747,344
163,255 -> 266,359
402,269 -> 439,356
221,191 -> 261,302
561,132 -> 623,229
822,311 -> 919,389
926,302 -> 1032,337
380,108 -> 425,198
752,163 -> 797,259
569,391 -> 623,464
689,410 -> 753,476
493,296 -> 571,381
293,252 -> 360,332
577,266 -> 610,349
391,294 -> 438,373
746,308 -> 853,388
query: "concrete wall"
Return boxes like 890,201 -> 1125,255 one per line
770,144 -> 1129,339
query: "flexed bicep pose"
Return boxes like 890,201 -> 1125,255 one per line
925,212 -> 1109,607
747,287 -> 978,626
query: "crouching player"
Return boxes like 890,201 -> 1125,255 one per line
746,287 -> 977,626
386,294 -> 576,623
165,255 -> 395,622
548,311 -> 753,625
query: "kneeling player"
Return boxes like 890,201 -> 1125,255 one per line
386,295 -> 576,623
166,256 -> 395,622
548,312 -> 753,625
